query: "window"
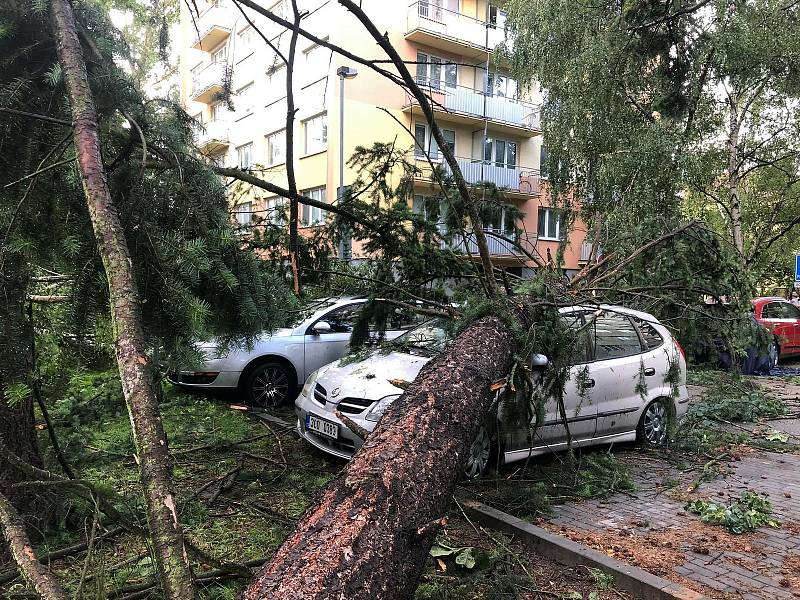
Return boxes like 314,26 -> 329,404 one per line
237,26 -> 255,57
561,312 -> 590,363
537,207 -> 563,240
414,123 -> 455,159
266,130 -> 286,165
593,313 -> 642,361
482,136 -> 517,168
484,72 -> 518,99
266,196 -> 286,225
481,205 -> 515,234
209,102 -> 230,122
304,42 -> 331,81
314,303 -> 362,334
236,142 -> 253,168
489,5 -> 507,29
210,44 -> 227,64
415,52 -> 457,90
763,302 -> 800,319
412,195 -> 444,224
303,114 -> 327,154
236,82 -> 255,116
266,65 -> 286,103
301,186 -> 326,226
418,0 -> 459,20
235,201 -> 253,225
540,145 -> 549,179
633,317 -> 664,350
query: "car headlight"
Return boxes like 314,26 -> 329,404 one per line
365,394 -> 401,422
301,369 -> 320,398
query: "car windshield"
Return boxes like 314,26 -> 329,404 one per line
390,319 -> 450,355
283,300 -> 337,328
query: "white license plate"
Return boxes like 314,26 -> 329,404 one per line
307,414 -> 338,439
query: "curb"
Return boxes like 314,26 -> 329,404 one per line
461,500 -> 709,600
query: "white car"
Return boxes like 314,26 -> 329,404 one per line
169,297 -> 418,407
295,305 -> 690,477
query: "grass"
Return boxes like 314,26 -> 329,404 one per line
9,381 -> 342,599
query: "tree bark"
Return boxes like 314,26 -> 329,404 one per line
49,2 -> 196,599
0,257 -> 46,558
242,316 -> 515,600
0,490 -> 67,600
726,91 -> 744,258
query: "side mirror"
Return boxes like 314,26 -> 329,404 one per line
312,321 -> 332,335
531,353 -> 548,368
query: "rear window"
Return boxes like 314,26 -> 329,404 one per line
632,317 -> 664,350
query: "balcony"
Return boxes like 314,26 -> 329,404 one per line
414,155 -> 540,197
192,3 -> 235,51
448,230 -> 538,258
191,62 -> 226,104
579,240 -> 598,263
404,84 -> 540,136
196,120 -> 230,154
405,2 -> 507,59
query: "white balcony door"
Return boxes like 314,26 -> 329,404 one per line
414,123 -> 455,160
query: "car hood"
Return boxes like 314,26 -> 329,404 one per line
316,350 -> 431,401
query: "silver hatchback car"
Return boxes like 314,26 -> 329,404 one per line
169,297 -> 416,407
296,305 -> 690,477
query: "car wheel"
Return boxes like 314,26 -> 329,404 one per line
637,399 -> 669,447
463,425 -> 492,480
244,361 -> 294,409
768,341 -> 779,370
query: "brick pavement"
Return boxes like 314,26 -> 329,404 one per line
542,450 -> 800,599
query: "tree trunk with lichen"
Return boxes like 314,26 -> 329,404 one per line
242,316 -> 515,600
49,2 -> 195,599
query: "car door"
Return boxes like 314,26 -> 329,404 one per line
761,301 -> 797,355
302,303 -> 362,380
589,312 -> 647,440
509,311 -> 597,452
779,302 -> 800,354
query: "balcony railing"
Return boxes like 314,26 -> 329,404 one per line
191,62 -> 226,103
579,240 -> 598,262
406,83 -> 540,132
196,119 -> 230,152
414,155 -> 540,195
406,2 -> 507,51
447,230 -> 538,257
192,3 -> 235,50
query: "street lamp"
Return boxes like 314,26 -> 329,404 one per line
336,66 -> 358,261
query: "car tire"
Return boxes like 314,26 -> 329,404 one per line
463,424 -> 494,480
637,399 -> 670,447
242,361 -> 296,409
768,340 -> 779,370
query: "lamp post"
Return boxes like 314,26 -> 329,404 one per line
336,66 -> 358,260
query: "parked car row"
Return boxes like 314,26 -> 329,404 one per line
752,296 -> 800,367
171,299 -> 690,478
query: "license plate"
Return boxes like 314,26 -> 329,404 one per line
307,414 -> 338,439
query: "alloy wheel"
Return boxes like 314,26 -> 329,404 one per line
642,401 -> 668,446
768,342 -> 779,370
463,425 -> 491,480
250,364 -> 290,408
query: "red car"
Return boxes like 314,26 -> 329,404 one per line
752,297 -> 800,367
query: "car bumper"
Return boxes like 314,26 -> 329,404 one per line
675,384 -> 690,418
294,390 -> 375,460
167,370 -> 241,389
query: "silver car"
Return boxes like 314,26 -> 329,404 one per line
169,297 -> 416,407
295,305 -> 690,477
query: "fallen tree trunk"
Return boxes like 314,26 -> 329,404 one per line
49,2 -> 195,599
242,316 -> 515,600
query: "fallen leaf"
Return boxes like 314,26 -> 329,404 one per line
436,558 -> 447,572
388,379 -> 409,389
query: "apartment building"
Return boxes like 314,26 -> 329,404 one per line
178,0 -> 589,275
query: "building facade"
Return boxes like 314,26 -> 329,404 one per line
178,0 -> 589,275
